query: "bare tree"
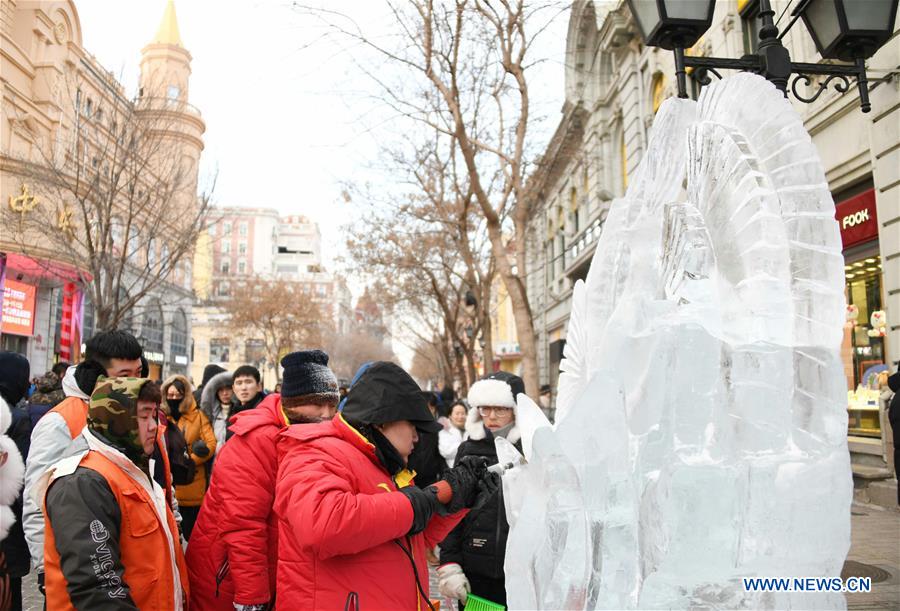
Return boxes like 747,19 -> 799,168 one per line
222,278 -> 325,383
2,69 -> 213,331
322,328 -> 397,380
297,0 -> 563,396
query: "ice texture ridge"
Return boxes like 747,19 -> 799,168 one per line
503,73 -> 852,610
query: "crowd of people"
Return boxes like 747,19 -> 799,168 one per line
0,328 -> 530,610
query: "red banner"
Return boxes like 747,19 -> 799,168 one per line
58,282 -> 76,361
835,188 -> 878,250
1,279 -> 37,336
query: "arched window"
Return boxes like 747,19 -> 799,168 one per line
142,301 -> 164,352
651,73 -> 667,114
171,309 -> 188,357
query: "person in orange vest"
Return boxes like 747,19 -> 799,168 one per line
23,330 -> 144,597
40,377 -> 188,610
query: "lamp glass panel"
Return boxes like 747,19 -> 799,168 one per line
843,0 -> 894,31
664,0 -> 714,21
804,0 -> 842,51
631,0 -> 662,38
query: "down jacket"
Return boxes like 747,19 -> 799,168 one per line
162,375 -> 216,507
186,393 -> 285,610
274,414 -> 466,610
199,371 -> 234,452
439,402 -> 522,607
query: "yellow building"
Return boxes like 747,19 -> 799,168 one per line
489,268 -> 522,377
1,0 -> 205,378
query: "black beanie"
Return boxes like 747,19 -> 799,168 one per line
0,351 -> 30,405
280,350 -> 339,403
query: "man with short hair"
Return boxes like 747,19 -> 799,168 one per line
187,350 -> 340,611
41,377 -> 188,609
228,365 -> 265,438
23,330 -> 144,592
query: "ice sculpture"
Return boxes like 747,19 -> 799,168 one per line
504,73 -> 852,609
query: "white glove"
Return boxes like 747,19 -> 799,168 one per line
437,562 -> 470,603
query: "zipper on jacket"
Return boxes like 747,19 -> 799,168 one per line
215,559 -> 229,597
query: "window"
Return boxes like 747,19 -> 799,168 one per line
171,310 -> 188,357
651,73 -> 666,113
142,302 -> 164,352
237,260 -> 246,274
220,261 -> 230,274
167,84 -> 180,100
210,338 -> 230,362
239,222 -> 248,236
221,241 -> 230,254
208,223 -> 217,236
741,0 -> 760,55
238,242 -> 247,255
223,222 -> 232,235
217,282 -> 230,297
245,339 -> 266,365
82,292 -> 95,342
84,98 -> 93,117
147,238 -> 157,268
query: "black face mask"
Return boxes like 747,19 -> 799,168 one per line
167,397 -> 182,419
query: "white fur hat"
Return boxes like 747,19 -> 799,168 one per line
465,374 -> 524,443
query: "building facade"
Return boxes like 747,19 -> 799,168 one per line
1,0 -> 204,379
525,0 -> 899,501
190,208 -> 353,386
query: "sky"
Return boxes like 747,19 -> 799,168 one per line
74,0 -> 570,362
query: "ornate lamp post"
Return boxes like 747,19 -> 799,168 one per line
626,0 -> 898,112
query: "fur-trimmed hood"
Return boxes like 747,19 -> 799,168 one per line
161,374 -> 197,416
200,370 -> 233,420
0,395 -> 25,541
464,399 -> 521,443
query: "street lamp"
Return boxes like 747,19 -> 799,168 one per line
626,0 -> 899,113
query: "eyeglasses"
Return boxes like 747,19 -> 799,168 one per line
478,406 -> 512,417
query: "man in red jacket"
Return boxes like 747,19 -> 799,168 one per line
186,350 -> 340,611
274,361 -> 495,611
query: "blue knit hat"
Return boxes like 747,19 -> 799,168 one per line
280,350 -> 339,403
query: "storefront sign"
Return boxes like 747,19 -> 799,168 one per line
145,350 -> 165,364
1,279 -> 37,336
835,189 -> 878,249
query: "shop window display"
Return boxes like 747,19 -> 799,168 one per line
843,254 -> 886,437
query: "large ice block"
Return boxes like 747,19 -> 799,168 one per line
504,73 -> 851,610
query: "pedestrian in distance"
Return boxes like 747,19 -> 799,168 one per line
40,377 -> 188,610
22,330 -> 144,597
229,365 -> 266,438
161,375 -> 215,541
274,361 -> 497,610
187,349 -> 340,611
439,400 -> 470,468
438,371 -> 525,609
193,363 -> 226,405
25,362 -> 69,428
199,370 -> 234,454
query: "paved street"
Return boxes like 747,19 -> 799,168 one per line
20,501 -> 898,610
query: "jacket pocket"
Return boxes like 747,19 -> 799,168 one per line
121,490 -> 160,537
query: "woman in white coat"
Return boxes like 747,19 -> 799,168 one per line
438,400 -> 470,467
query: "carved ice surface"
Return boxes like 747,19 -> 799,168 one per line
504,74 -> 852,610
